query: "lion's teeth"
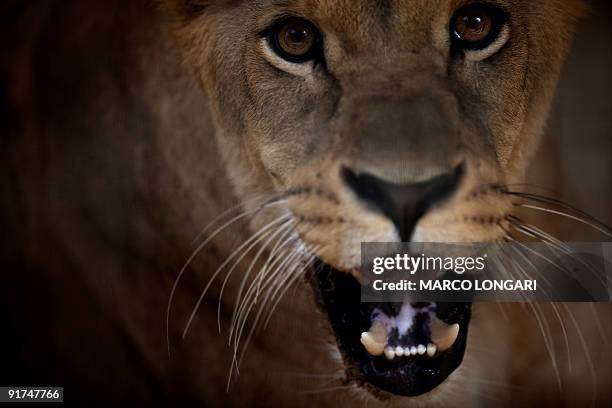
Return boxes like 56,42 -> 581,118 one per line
430,317 -> 460,352
427,343 -> 437,357
360,332 -> 385,356
360,320 -> 388,356
361,309 -> 459,359
368,343 -> 437,359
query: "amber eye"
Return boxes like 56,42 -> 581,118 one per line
451,4 -> 507,50
269,18 -> 321,63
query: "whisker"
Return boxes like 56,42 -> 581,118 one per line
503,232 -> 570,373
166,198 -> 288,355
588,303 -> 609,345
232,243 -> 317,355
513,203 -> 612,238
261,251 -> 319,330
501,215 -> 608,389
561,303 -> 598,406
550,302 -> 572,374
228,238 -> 303,347
237,251 -> 318,369
217,220 -> 295,333
231,241 -> 319,362
506,216 -> 608,290
226,244 -> 319,389
502,230 -> 575,286
181,214 -> 291,340
226,227 -> 298,343
507,191 -> 610,228
230,245 -> 301,352
501,235 -> 556,297
498,236 -> 562,389
191,193 -> 285,246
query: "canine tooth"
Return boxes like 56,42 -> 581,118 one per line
384,347 -> 395,360
427,343 -> 437,357
360,320 -> 387,356
430,317 -> 460,352
394,346 -> 404,357
417,344 -> 426,355
410,346 -> 417,356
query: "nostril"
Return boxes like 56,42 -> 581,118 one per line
426,163 -> 465,208
341,163 -> 464,241
341,167 -> 389,208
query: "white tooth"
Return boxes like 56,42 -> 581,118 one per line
384,347 -> 395,360
360,320 -> 387,356
417,344 -> 426,355
430,317 -> 460,352
410,346 -> 417,356
427,343 -> 437,357
360,333 -> 385,356
394,346 -> 404,357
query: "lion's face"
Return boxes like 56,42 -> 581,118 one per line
165,0 -> 583,399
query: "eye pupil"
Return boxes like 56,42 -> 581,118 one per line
286,27 -> 309,44
456,11 -> 491,42
281,25 -> 312,54
463,15 -> 484,31
271,18 -> 320,62
451,4 -> 506,50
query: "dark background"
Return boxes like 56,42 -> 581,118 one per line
538,0 -> 612,229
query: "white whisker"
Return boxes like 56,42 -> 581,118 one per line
217,220 -> 295,333
166,198 -> 288,355
515,203 -> 612,238
181,213 -> 291,340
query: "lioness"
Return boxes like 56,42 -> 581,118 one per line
1,0 -> 611,406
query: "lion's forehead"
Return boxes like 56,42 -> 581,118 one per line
248,0 -> 577,41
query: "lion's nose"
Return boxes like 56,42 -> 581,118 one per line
341,164 -> 464,241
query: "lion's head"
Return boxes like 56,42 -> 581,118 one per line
162,0 -> 586,399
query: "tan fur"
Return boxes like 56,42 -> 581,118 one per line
2,0 -> 610,406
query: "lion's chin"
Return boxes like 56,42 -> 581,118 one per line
309,260 -> 471,397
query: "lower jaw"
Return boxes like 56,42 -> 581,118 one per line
309,261 -> 471,397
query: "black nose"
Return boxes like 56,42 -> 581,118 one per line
342,164 -> 464,241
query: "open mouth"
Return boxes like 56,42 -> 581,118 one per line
310,260 -> 471,397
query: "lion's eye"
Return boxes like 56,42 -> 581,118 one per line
450,4 -> 507,51
268,18 -> 321,63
